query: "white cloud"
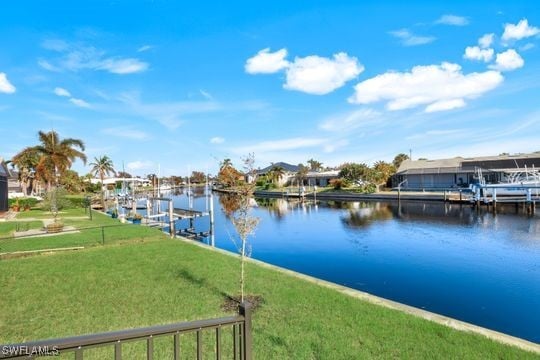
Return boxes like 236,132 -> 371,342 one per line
115,91 -> 221,130
210,136 -> 225,144
323,139 -> 349,153
319,108 -> 381,132
54,87 -> 71,97
406,129 -> 468,141
102,127 -> 149,140
489,49 -> 524,71
478,33 -> 495,48
520,43 -> 535,51
389,29 -> 436,46
463,46 -> 494,62
435,15 -> 469,26
69,98 -> 91,108
137,45 -> 153,52
502,19 -> 540,41
245,48 -> 290,74
284,53 -> 363,95
40,41 -> 149,75
41,39 -> 68,52
97,58 -> 148,74
200,89 -> 213,100
349,62 -> 503,113
425,99 -> 466,113
127,160 -> 155,171
38,59 -> 61,72
232,137 -> 327,154
0,73 -> 16,94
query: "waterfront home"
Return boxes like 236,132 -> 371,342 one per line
0,158 -> 8,212
305,170 -> 340,187
257,162 -> 299,186
394,152 -> 540,189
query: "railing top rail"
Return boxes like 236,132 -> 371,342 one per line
0,315 -> 244,356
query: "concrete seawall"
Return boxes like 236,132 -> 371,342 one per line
177,237 -> 540,354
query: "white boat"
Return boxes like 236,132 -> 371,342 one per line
470,167 -> 540,197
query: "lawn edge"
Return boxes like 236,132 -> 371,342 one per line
175,236 -> 540,354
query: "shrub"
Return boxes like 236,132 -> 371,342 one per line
18,197 -> 40,209
41,188 -> 72,212
65,195 -> 86,208
329,178 -> 349,190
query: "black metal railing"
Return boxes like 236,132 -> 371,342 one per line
0,303 -> 252,359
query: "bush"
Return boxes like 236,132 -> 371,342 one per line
330,178 -> 349,190
255,176 -> 268,187
65,195 -> 86,208
361,183 -> 377,193
18,197 -> 39,209
264,183 -> 277,190
41,188 -> 72,212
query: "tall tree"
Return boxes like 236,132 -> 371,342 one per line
90,156 -> 115,210
33,130 -> 87,189
268,165 -> 285,185
218,159 -> 243,187
9,147 -> 40,195
190,171 -> 206,184
295,164 -> 309,186
307,159 -> 323,171
231,154 -> 259,303
338,163 -> 370,184
392,153 -> 410,169
371,161 -> 396,189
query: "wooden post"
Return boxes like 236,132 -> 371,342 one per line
209,191 -> 215,247
239,302 -> 252,360
492,188 -> 497,214
168,200 -> 174,238
146,199 -> 152,221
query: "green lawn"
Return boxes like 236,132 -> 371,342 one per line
0,221 -> 43,237
14,207 -> 90,219
0,238 -> 537,359
0,208 -> 164,254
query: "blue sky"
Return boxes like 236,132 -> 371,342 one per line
1,0 -> 539,176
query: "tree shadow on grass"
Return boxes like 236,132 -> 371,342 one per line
176,268 -> 233,301
176,269 -> 264,312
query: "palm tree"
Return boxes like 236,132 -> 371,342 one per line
9,147 -> 40,195
33,130 -> 87,189
392,153 -> 410,169
307,159 -> 323,172
295,164 -> 309,186
268,166 -> 285,185
90,156 -> 116,210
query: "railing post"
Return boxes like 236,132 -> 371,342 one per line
239,302 -> 252,360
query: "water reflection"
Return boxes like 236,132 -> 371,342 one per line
171,192 -> 540,342
341,202 -> 393,228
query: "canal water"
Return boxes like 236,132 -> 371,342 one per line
166,188 -> 540,343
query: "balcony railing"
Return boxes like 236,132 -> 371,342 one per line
1,303 -> 252,359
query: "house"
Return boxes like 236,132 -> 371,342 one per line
305,170 -> 340,187
0,158 -> 9,212
257,162 -> 299,186
393,152 -> 540,189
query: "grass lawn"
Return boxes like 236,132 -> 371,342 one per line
0,237 -> 537,359
14,207 -> 90,219
0,208 -> 164,253
0,221 -> 43,237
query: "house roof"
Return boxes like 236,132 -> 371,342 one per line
306,170 -> 340,178
397,152 -> 540,175
0,158 -> 9,177
258,162 -> 300,175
